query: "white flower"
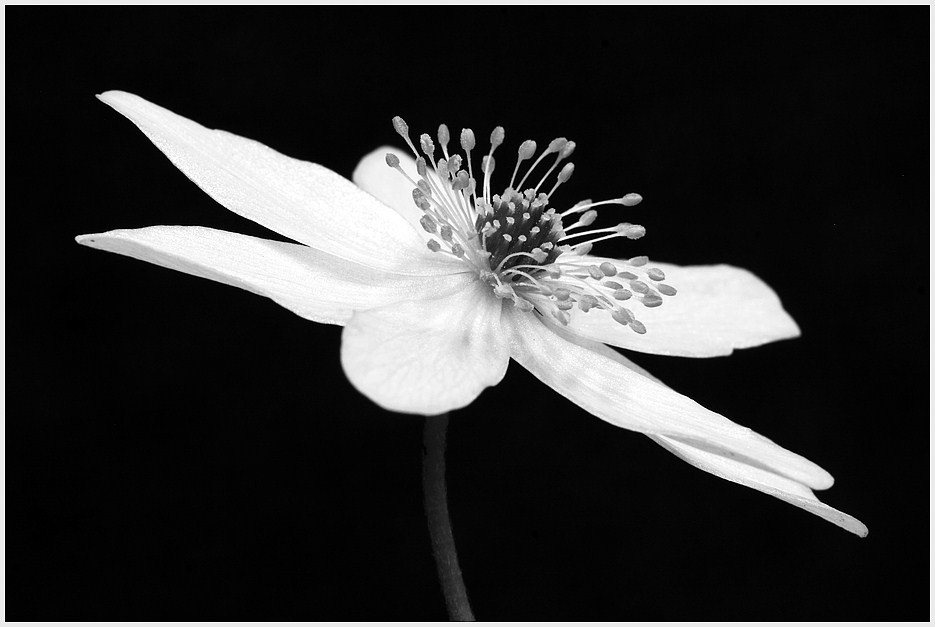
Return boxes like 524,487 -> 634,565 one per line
77,91 -> 867,537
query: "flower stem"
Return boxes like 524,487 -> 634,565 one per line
422,413 -> 475,621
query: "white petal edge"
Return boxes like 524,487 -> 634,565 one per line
98,91 -> 457,275
353,146 -> 426,235
505,307 -> 833,490
340,280 -> 509,415
562,259 -> 801,357
76,226 -> 474,326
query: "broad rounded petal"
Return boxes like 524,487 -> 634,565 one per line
353,146 -> 425,234
98,91 -> 450,274
649,434 -> 868,536
76,226 -> 474,326
340,281 -> 509,415
505,308 -> 833,490
562,259 -> 800,357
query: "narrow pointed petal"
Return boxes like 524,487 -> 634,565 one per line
505,308 -> 833,491
566,335 -> 868,537
340,281 -> 509,415
76,226 -> 473,326
649,434 -> 868,536
563,260 -> 801,357
353,147 -> 425,234
97,91 -> 441,274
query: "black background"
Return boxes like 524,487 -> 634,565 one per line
7,7 -> 929,621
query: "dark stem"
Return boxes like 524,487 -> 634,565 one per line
422,413 -> 475,621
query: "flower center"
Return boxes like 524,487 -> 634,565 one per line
386,117 -> 676,334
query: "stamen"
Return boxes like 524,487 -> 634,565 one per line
535,140 -> 575,193
392,116 -> 420,158
386,115 -> 673,336
437,124 -> 450,158
516,137 -> 567,189
548,162 -> 575,197
510,139 -> 537,190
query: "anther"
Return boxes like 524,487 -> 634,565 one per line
440,225 -> 453,242
615,223 -> 646,239
600,262 -> 618,276
420,134 -> 435,159
510,139 -> 538,189
385,153 -> 400,168
451,243 -> 465,257
626,225 -> 646,239
647,268 -> 665,281
557,162 -> 575,183
657,284 -> 677,296
460,128 -> 476,151
629,319 -> 647,334
630,280 -> 649,294
621,193 -> 643,207
392,116 -> 409,138
588,265 -> 604,280
629,256 -> 648,267
438,124 -> 450,150
427,239 -> 441,252
612,309 -> 632,325
490,126 -> 505,151
578,294 -> 599,312
547,137 -> 568,153
548,162 -> 575,197
578,210 -> 597,226
416,157 -> 427,177
613,289 -> 632,300
642,294 -> 664,308
603,280 -> 623,290
420,215 -> 437,234
554,288 -> 571,301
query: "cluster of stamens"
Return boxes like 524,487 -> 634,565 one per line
386,117 -> 676,334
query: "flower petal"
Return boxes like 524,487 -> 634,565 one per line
505,308 -> 833,491
76,226 -> 473,326
649,434 -> 868,536
98,91 -> 446,274
563,259 -> 800,357
353,146 -> 425,235
340,281 -> 509,415
562,332 -> 868,537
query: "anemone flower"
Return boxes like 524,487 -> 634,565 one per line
78,93 -> 866,587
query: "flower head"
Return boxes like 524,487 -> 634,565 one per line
77,91 -> 867,537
